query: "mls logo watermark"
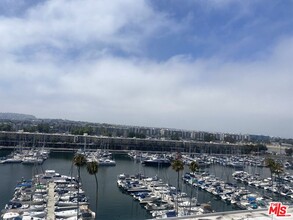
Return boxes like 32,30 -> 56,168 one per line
268,202 -> 291,217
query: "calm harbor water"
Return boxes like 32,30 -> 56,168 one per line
0,150 -> 291,219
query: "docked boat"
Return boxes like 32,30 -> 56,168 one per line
56,200 -> 89,207
2,212 -> 21,220
22,156 -> 43,165
55,209 -> 77,218
23,210 -> 47,218
98,158 -> 116,166
117,173 -> 207,218
0,147 -> 50,166
2,155 -> 23,164
143,156 -> 171,167
1,169 -> 95,220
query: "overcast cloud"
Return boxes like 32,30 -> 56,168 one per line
0,0 -> 293,138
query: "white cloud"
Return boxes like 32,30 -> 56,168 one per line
0,0 -> 292,138
196,0 -> 258,9
0,0 -> 173,56
2,37 -> 293,137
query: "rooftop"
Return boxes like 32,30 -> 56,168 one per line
153,206 -> 293,220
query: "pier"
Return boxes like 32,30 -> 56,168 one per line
46,182 -> 56,220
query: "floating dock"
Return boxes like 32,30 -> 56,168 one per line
46,182 -> 55,220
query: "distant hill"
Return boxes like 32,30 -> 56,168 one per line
0,113 -> 36,120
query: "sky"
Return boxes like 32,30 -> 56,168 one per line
0,0 -> 293,138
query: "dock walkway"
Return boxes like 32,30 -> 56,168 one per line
46,182 -> 55,220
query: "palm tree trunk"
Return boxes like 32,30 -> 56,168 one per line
177,171 -> 179,216
277,173 -> 281,201
77,167 -> 80,219
189,183 -> 193,214
94,174 -> 98,218
177,171 -> 180,191
270,170 -> 274,201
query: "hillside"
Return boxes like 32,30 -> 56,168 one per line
0,112 -> 36,120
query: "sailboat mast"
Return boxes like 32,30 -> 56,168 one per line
83,133 -> 88,152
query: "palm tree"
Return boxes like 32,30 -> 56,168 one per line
189,161 -> 199,213
73,153 -> 87,183
273,161 -> 284,200
171,157 -> 184,216
73,153 -> 86,219
87,161 -> 99,215
265,157 -> 275,187
265,157 -> 284,200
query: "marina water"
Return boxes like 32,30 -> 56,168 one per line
0,150 -> 292,219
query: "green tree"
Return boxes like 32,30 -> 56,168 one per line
171,157 -> 184,216
204,133 -> 215,142
87,161 -> 99,215
136,133 -> 146,139
23,125 -> 37,132
127,132 -> 136,138
188,161 -> 199,213
265,157 -> 275,187
37,123 -> 50,133
285,148 -> 293,156
73,153 -> 86,218
171,134 -> 180,140
224,135 -> 236,143
0,123 -> 12,131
